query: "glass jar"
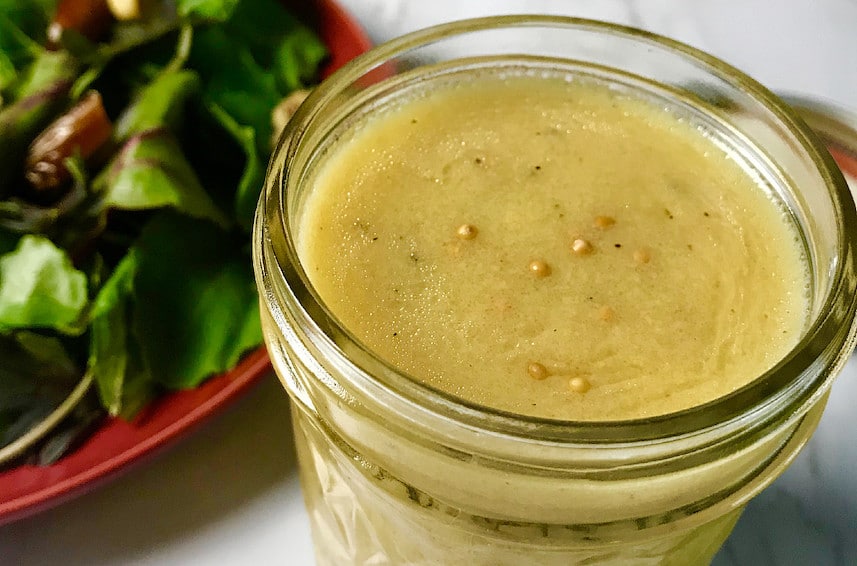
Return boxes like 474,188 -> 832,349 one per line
253,16 -> 857,565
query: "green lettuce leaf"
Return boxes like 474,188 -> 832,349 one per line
0,0 -> 58,39
185,0 -> 325,228
94,68 -> 228,226
221,0 -> 326,94
69,14 -> 183,99
0,235 -> 88,333
9,49 -> 77,101
95,130 -> 230,227
88,250 -> 138,414
187,0 -> 326,147
189,26 -> 280,154
131,212 -> 262,389
118,338 -> 156,419
91,249 -> 138,319
269,26 -> 326,94
0,0 -> 55,92
206,103 -> 262,231
89,297 -> 127,416
115,69 -> 201,140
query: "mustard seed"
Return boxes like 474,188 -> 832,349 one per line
569,376 -> 591,393
571,238 -> 593,255
527,362 -> 550,380
456,224 -> 478,240
528,259 -> 551,277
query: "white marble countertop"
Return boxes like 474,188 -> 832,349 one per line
1,1 -> 856,564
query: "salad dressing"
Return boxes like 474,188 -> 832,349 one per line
298,73 -> 809,421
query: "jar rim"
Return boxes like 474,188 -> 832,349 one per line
259,15 -> 857,444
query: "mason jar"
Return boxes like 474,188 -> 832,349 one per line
253,16 -> 857,565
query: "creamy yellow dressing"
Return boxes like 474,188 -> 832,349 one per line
298,74 -> 809,421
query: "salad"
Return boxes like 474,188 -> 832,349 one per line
0,0 -> 325,466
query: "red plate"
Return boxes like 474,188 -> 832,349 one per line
0,0 -> 371,525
